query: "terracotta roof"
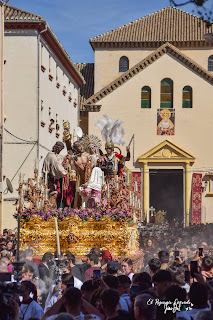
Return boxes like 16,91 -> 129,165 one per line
4,4 -> 44,21
90,6 -> 213,49
4,4 -> 85,86
85,42 -> 213,106
75,63 -> 94,110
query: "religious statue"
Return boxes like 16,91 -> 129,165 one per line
42,140 -> 76,208
42,141 -> 67,206
79,135 -> 103,208
96,115 -> 130,178
81,134 -> 102,168
71,141 -> 92,208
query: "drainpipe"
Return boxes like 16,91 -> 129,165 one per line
37,24 -> 47,175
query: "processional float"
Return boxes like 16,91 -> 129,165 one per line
15,115 -> 142,258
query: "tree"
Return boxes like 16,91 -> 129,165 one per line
171,0 -> 213,25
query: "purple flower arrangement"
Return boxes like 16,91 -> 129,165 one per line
13,207 -> 133,223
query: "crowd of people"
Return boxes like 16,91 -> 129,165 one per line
0,223 -> 213,320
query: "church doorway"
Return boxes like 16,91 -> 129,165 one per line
149,169 -> 183,223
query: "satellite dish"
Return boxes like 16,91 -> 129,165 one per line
76,126 -> 83,138
204,33 -> 213,43
6,178 -> 13,193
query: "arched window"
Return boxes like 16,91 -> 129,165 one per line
119,56 -> 129,72
182,86 -> 192,108
160,78 -> 173,108
141,86 -> 151,108
208,55 -> 213,71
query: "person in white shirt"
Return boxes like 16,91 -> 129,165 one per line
43,287 -> 101,320
121,258 -> 134,281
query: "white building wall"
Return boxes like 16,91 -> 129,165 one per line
3,30 -> 80,229
39,39 -> 79,168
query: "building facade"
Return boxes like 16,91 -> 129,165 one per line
3,4 -> 84,229
80,6 -> 213,225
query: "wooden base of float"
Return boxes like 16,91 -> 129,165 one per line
20,215 -> 139,257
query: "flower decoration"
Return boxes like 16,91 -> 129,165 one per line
14,207 -> 133,223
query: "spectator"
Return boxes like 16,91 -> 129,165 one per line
22,264 -> 34,281
25,248 -> 39,279
84,254 -> 101,281
152,270 -> 172,299
101,250 -> 113,263
132,272 -> 152,288
44,273 -> 74,311
62,261 -> 83,289
19,281 -> 44,320
121,258 -> 134,281
177,283 -> 210,320
134,293 -> 156,320
201,256 -> 213,281
65,253 -> 82,282
101,288 -> 129,320
106,261 -> 119,276
38,252 -> 53,281
148,258 -> 161,276
158,250 -> 169,270
81,280 -> 97,302
0,260 -> 8,272
176,244 -> 188,262
117,275 -> 131,310
145,239 -> 155,253
103,275 -> 129,312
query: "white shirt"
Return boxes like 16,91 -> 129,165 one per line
44,277 -> 83,312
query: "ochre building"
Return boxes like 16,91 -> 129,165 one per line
77,6 -> 213,226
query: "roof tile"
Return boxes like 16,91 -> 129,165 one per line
90,6 -> 213,46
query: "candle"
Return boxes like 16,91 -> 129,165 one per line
45,188 -> 48,201
102,171 -> 105,185
107,183 -> 110,199
19,172 -> 22,185
129,191 -> 132,206
127,171 -> 129,184
20,187 -> 24,205
135,181 -> 138,192
116,176 -> 119,190
37,173 -> 39,189
54,217 -> 61,257
73,129 -> 76,142
44,171 -> 48,185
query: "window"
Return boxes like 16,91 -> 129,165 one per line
141,86 -> 151,108
119,56 -> 129,72
182,86 -> 192,108
208,55 -> 213,71
160,78 -> 173,108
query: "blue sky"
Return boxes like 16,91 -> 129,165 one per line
10,0 -> 212,63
